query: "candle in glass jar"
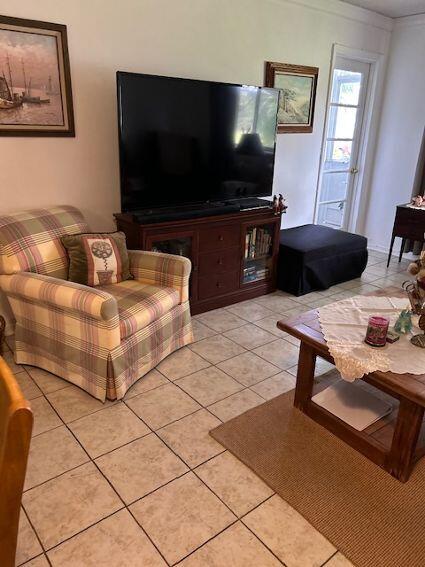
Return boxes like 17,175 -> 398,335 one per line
365,316 -> 389,347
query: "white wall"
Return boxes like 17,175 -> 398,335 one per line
0,0 -> 392,328
363,14 -> 425,253
0,0 -> 391,232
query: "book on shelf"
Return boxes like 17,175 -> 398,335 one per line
243,265 -> 270,282
244,227 -> 272,260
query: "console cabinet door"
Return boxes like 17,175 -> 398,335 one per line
241,219 -> 279,286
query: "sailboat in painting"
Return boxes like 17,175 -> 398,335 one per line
0,74 -> 21,109
20,60 -> 50,104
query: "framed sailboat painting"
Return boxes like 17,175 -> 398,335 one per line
0,15 -> 74,136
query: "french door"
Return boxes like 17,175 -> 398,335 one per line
315,56 -> 371,230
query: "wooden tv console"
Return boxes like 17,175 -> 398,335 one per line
115,207 -> 282,314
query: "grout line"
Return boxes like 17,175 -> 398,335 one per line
320,550 -> 340,566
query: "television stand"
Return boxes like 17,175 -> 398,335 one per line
115,206 -> 282,314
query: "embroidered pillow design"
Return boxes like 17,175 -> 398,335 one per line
61,231 -> 132,287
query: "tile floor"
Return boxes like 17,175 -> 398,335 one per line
8,250 -> 411,566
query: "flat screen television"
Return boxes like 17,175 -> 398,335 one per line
117,71 -> 280,212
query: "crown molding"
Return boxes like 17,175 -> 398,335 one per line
267,0 -> 394,32
395,13 -> 425,28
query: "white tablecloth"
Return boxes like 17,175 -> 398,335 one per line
318,296 -> 425,380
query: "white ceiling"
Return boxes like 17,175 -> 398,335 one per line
341,0 -> 425,17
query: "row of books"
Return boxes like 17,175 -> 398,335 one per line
244,227 -> 272,260
243,265 -> 270,282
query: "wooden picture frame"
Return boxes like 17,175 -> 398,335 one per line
0,15 -> 75,136
265,61 -> 318,133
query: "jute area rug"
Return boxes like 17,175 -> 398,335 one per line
210,391 -> 425,567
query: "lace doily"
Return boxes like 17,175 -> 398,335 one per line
318,296 -> 425,381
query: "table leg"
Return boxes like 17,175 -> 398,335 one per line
387,234 -> 395,267
294,342 -> 316,411
398,238 -> 406,263
386,398 -> 424,482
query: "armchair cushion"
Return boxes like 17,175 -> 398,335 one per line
100,280 -> 180,339
0,272 -> 118,321
61,231 -> 132,286
128,250 -> 191,304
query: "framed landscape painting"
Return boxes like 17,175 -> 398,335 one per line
265,62 -> 319,133
0,15 -> 74,136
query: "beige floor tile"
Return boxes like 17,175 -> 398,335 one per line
243,495 -> 336,567
253,339 -> 299,370
227,300 -> 276,322
25,367 -> 70,394
324,552 -> 355,567
21,555 -> 50,567
279,305 -> 311,319
69,403 -> 150,458
30,397 -> 62,437
196,452 -> 273,516
293,291 -> 328,304
306,297 -> 335,308
25,426 -> 88,490
48,509 -> 166,567
46,385 -> 115,423
224,324 -> 276,349
287,357 -> 335,378
158,409 -> 223,467
176,366 -> 243,406
124,368 -> 169,399
189,334 -> 245,364
157,347 -> 210,380
254,294 -> 301,314
14,371 -> 42,401
3,349 -> 25,373
125,383 -> 201,429
254,314 -> 285,337
217,351 -> 280,386
95,433 -> 188,504
251,372 -> 296,400
191,318 -> 218,342
196,308 -> 247,332
130,472 -> 235,564
177,522 -> 281,567
16,510 -> 43,566
208,389 -> 264,421
23,462 -> 122,550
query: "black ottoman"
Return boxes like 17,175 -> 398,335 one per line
277,224 -> 368,296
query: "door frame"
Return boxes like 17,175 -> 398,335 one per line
314,44 -> 384,232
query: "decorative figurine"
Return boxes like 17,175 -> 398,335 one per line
272,194 -> 279,215
278,194 -> 288,214
411,195 -> 425,208
411,311 -> 425,348
394,309 -> 413,334
407,251 -> 425,298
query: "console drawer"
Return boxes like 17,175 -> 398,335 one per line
198,270 -> 239,299
199,225 -> 240,252
198,247 -> 240,275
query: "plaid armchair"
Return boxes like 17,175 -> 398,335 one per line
0,206 -> 193,401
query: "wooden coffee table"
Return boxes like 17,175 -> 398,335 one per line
277,286 -> 425,482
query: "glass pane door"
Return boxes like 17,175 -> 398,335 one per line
316,57 -> 370,230
242,223 -> 274,284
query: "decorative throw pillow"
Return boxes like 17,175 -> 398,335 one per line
61,231 -> 132,286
